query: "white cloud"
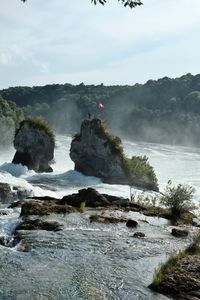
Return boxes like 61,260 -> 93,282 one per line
0,53 -> 11,65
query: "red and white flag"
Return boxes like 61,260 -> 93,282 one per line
98,103 -> 104,109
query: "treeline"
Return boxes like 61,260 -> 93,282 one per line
0,96 -> 24,146
1,73 -> 200,146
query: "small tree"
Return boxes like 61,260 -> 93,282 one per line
160,181 -> 195,220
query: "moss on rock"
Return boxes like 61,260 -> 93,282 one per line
71,118 -> 158,191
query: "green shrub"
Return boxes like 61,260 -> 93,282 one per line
16,116 -> 55,146
152,250 -> 186,287
160,181 -> 195,220
95,120 -> 158,190
123,155 -> 158,191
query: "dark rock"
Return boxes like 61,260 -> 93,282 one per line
61,188 -> 145,211
133,232 -> 145,238
8,200 -> 25,208
0,235 -> 19,247
90,214 -> 128,223
12,119 -> 54,173
0,182 -> 14,203
20,199 -> 78,216
0,235 -> 11,246
149,255 -> 200,300
102,194 -> 129,206
61,188 -> 110,208
60,193 -> 82,207
126,219 -> 138,228
16,218 -> 63,232
79,188 -> 110,207
0,210 -> 9,216
171,228 -> 189,237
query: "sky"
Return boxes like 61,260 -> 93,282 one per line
0,0 -> 200,88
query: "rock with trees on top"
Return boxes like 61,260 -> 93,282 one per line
70,118 -> 158,191
12,117 -> 55,173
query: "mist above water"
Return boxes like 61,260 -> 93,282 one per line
1,134 -> 200,203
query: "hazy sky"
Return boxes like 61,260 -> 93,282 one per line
1,0 -> 200,88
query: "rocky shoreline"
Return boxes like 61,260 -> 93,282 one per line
0,184 -> 200,298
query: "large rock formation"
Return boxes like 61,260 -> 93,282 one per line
70,118 -> 158,191
12,118 -> 55,173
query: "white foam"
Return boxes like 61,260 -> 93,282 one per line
0,162 -> 29,177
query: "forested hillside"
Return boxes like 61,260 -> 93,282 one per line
1,73 -> 200,146
0,97 -> 24,146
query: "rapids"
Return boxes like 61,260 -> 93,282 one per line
0,135 -> 199,299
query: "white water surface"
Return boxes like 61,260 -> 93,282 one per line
0,135 -> 198,300
0,135 -> 200,204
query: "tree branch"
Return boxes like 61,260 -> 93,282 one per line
21,0 -> 143,9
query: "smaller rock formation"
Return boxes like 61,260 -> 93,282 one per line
61,188 -> 110,208
12,117 -> 55,173
171,228 -> 189,237
133,232 -> 145,238
16,188 -> 144,216
126,219 -> 138,227
70,118 -> 158,191
60,187 -> 144,210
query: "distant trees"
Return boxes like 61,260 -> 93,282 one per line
21,0 -> 143,9
1,73 -> 200,146
0,96 -> 24,146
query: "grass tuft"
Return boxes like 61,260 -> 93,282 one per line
16,116 -> 55,146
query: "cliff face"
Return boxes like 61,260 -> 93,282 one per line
70,118 -> 158,191
12,120 -> 54,173
70,119 -> 126,184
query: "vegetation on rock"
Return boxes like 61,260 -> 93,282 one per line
150,231 -> 200,299
16,116 -> 55,146
160,181 -> 196,222
71,119 -> 158,190
97,122 -> 158,190
0,96 -> 24,146
131,186 -> 195,224
123,155 -> 158,191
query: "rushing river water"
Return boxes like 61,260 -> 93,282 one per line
0,135 -> 199,300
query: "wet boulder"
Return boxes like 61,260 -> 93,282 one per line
20,199 -> 78,216
16,217 -> 63,232
0,182 -> 14,203
61,188 -> 145,211
61,188 -> 111,208
12,117 -> 55,173
126,219 -> 138,228
171,228 -> 189,237
133,232 -> 145,238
